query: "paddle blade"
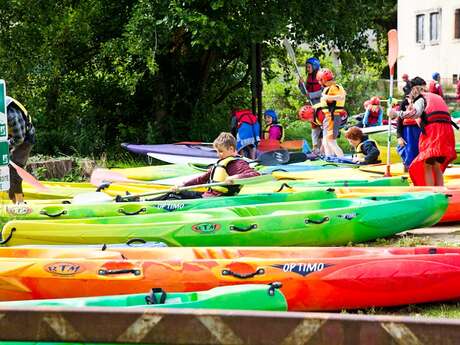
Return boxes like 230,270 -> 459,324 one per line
257,149 -> 290,166
90,168 -> 132,186
387,29 -> 398,75
10,161 -> 49,192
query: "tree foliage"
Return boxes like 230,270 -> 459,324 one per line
0,0 -> 396,156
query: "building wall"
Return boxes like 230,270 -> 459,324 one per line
398,0 -> 460,86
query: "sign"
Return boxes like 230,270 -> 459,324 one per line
0,80 -> 9,191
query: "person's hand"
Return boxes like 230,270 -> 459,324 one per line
299,77 -> 305,83
397,137 -> 406,147
224,177 -> 234,185
171,184 -> 183,193
388,108 -> 399,119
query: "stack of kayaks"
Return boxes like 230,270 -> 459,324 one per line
0,246 -> 459,310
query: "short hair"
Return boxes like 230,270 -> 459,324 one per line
213,132 -> 236,150
344,127 -> 364,141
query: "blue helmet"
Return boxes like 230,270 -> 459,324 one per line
432,72 -> 440,80
264,109 -> 278,122
306,57 -> 321,71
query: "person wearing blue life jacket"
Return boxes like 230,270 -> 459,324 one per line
298,57 -> 322,104
263,109 -> 284,141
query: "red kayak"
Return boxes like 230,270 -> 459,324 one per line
1,246 -> 460,310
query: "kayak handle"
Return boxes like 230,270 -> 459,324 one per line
268,282 -> 283,296
0,227 -> 15,245
275,183 -> 293,192
305,216 -> 329,225
126,238 -> 147,246
40,209 -> 67,218
118,207 -> 147,216
98,268 -> 141,276
229,224 -> 258,232
222,267 -> 265,279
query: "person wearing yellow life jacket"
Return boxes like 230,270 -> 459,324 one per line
389,77 -> 457,186
344,127 -> 381,165
316,68 -> 345,157
263,109 -> 284,142
6,96 -> 36,204
171,132 -> 259,198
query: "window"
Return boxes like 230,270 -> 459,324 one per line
455,9 -> 460,39
416,14 -> 425,42
430,12 -> 440,41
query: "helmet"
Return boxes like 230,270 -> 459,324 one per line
306,57 -> 320,71
318,68 -> 334,83
370,96 -> 380,105
264,109 -> 278,122
432,72 -> 440,80
298,105 -> 315,122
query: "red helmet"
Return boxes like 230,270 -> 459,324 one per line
318,68 -> 334,83
370,96 -> 380,105
298,105 -> 315,122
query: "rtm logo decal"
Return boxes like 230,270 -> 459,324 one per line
272,263 -> 332,276
44,262 -> 84,276
192,223 -> 221,234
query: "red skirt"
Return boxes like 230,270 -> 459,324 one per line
409,122 -> 457,186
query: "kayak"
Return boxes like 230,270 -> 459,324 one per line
0,246 -> 459,310
0,284 -> 287,311
0,193 -> 447,246
0,190 -> 335,222
112,163 -> 202,181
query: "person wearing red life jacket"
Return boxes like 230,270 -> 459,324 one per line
298,57 -> 322,104
362,96 -> 383,127
389,77 -> 457,186
229,109 -> 260,160
428,72 -> 444,98
299,105 -> 325,154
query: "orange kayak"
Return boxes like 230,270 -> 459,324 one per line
1,246 -> 460,310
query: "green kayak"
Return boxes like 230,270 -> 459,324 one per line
1,193 -> 447,246
0,189 -> 335,223
0,283 -> 287,311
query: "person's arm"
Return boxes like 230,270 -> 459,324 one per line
377,108 -> 383,126
181,170 -> 212,187
396,117 -> 403,138
362,141 -> 380,164
226,160 -> 260,180
394,98 -> 424,119
438,85 -> 444,98
7,108 -> 26,147
362,109 -> 370,127
298,80 -> 308,96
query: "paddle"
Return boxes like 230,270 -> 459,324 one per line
282,38 -> 312,105
385,29 -> 398,177
73,174 -> 274,204
10,161 -> 50,192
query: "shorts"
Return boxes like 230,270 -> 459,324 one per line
323,115 -> 341,140
425,156 -> 445,165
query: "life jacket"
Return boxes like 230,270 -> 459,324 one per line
6,96 -> 35,144
235,109 -> 258,127
428,80 -> 442,96
208,156 -> 244,196
263,123 -> 284,141
367,106 -> 381,125
416,92 -> 458,133
311,107 -> 325,126
320,84 -> 347,119
306,73 -> 322,93
402,118 -> 417,126
355,138 -> 380,163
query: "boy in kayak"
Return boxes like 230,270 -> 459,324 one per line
170,132 -> 260,198
344,127 -> 381,165
362,97 -> 383,127
263,109 -> 284,141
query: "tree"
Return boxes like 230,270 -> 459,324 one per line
0,0 -> 396,156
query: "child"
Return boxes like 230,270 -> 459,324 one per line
344,127 -> 381,165
362,97 -> 383,127
428,72 -> 444,98
263,109 -> 284,141
173,132 -> 260,198
230,109 -> 260,159
316,68 -> 345,157
298,105 -> 325,155
389,77 -> 456,186
299,57 -> 322,104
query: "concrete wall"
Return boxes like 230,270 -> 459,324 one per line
398,0 -> 460,87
